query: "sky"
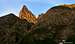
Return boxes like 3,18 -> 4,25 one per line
0,0 -> 75,16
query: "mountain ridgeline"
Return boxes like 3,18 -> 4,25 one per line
0,4 -> 75,44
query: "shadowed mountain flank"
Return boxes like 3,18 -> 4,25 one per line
32,4 -> 75,44
0,13 -> 32,44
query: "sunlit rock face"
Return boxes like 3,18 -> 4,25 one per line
19,5 -> 37,24
64,4 -> 75,8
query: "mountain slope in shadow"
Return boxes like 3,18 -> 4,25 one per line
0,13 -> 33,44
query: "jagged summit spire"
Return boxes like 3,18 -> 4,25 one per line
23,5 -> 27,8
19,5 -> 37,24
22,5 -> 28,11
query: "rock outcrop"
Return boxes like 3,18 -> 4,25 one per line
19,5 -> 37,24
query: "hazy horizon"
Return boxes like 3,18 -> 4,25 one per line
0,0 -> 75,17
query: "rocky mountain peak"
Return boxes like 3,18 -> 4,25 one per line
0,13 -> 18,20
19,5 -> 37,24
22,5 -> 28,12
1,13 -> 15,17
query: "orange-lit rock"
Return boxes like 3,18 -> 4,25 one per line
64,4 -> 75,8
19,5 -> 37,24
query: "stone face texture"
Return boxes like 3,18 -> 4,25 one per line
33,4 -> 75,43
0,13 -> 32,44
19,5 -> 37,24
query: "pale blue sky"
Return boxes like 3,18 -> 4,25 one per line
0,0 -> 75,16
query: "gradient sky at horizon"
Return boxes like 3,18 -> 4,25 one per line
0,0 -> 75,16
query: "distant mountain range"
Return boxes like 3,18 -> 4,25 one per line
0,4 -> 75,44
